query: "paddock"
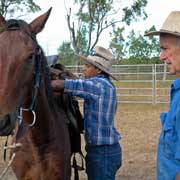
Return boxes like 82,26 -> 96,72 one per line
0,103 -> 167,180
0,64 -> 171,179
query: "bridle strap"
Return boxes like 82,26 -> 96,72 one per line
18,108 -> 36,127
5,19 -> 43,121
29,46 -> 42,111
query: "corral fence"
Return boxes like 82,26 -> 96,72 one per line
66,64 -> 175,104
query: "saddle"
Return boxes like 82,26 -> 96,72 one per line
50,63 -> 84,180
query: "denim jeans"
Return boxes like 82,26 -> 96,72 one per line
85,143 -> 122,180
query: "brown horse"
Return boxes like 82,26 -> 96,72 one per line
0,8 -> 71,180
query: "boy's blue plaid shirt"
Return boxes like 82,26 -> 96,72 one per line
64,74 -> 120,146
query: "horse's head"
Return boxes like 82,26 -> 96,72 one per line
0,8 -> 52,136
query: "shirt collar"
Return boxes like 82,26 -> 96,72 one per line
95,74 -> 109,79
172,78 -> 180,90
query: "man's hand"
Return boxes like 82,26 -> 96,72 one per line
51,80 -> 65,97
176,172 -> 180,180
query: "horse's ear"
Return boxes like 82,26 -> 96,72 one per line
0,15 -> 6,29
30,7 -> 52,35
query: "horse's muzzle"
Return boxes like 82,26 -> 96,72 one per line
0,114 -> 16,136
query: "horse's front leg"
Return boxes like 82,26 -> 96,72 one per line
11,136 -> 41,180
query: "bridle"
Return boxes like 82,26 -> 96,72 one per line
0,19 -> 44,136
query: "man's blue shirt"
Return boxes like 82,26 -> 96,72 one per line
157,78 -> 180,180
64,74 -> 120,146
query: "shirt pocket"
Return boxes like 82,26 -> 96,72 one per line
161,124 -> 177,159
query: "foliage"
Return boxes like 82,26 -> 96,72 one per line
65,0 -> 148,55
122,0 -> 147,25
109,25 -> 160,63
127,28 -> 159,59
58,1 -> 162,65
58,25 -> 161,65
114,57 -> 161,65
109,27 -> 126,60
0,0 -> 40,18
57,41 -> 77,66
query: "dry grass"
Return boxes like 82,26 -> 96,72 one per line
115,103 -> 167,180
0,103 -> 168,180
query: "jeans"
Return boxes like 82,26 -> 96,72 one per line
85,143 -> 122,180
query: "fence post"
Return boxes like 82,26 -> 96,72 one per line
152,64 -> 156,104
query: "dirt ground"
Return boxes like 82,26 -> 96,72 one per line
115,104 -> 167,180
0,103 -> 168,180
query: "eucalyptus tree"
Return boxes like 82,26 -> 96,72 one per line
109,27 -> 126,60
0,0 -> 40,18
57,41 -> 76,65
65,0 -> 148,55
109,25 -> 160,63
127,28 -> 159,60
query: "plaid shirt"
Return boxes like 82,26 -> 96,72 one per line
64,74 -> 120,146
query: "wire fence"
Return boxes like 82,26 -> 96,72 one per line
66,64 -> 175,104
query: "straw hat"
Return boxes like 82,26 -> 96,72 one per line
145,11 -> 180,37
77,46 -> 117,80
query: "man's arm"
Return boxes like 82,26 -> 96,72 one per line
176,172 -> 180,180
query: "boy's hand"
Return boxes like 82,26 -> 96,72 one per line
51,80 -> 65,97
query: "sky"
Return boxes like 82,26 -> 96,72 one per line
25,0 -> 180,56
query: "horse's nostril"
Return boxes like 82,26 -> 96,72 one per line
0,114 -> 15,136
3,114 -> 10,125
0,114 -> 9,127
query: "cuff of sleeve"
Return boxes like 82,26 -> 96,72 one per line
175,149 -> 180,160
64,79 -> 72,93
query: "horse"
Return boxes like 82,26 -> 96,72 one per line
0,8 -> 72,180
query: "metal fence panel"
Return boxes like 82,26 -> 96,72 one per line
65,64 -> 175,104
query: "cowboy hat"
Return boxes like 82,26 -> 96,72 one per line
145,11 -> 180,37
77,46 -> 117,80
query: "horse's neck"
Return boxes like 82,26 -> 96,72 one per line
36,81 -> 54,120
35,79 -> 66,126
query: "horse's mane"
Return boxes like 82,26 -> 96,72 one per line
37,50 -> 58,109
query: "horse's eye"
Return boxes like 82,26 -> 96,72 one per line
26,54 -> 34,64
28,54 -> 34,60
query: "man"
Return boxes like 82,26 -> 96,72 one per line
145,11 -> 180,180
51,46 -> 121,180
